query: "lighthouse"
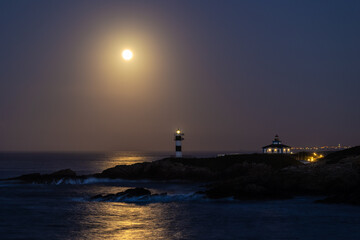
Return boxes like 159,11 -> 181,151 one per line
174,129 -> 184,158
262,135 -> 291,154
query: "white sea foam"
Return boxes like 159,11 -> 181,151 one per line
89,193 -> 208,203
43,177 -> 150,185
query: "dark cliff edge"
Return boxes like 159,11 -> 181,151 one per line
6,169 -> 82,184
94,154 -> 301,181
4,147 -> 360,205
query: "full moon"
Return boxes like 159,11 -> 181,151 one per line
122,49 -> 133,61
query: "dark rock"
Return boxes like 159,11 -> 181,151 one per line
90,194 -> 104,200
95,154 -> 302,182
316,187 -> 360,205
203,180 -> 292,200
9,169 -> 77,183
7,147 -> 360,206
49,169 -> 76,177
12,173 -> 41,182
95,160 -> 215,181
122,188 -> 151,197
90,188 -> 159,202
7,154 -> 303,183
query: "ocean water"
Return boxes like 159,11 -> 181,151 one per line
0,151 -> 174,179
1,152 -> 360,240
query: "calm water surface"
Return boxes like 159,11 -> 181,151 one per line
1,152 -> 360,240
0,151 -> 173,179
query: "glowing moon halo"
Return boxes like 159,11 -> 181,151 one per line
122,49 -> 133,61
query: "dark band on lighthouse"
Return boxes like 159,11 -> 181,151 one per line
174,129 -> 184,158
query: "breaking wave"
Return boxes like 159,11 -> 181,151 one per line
45,177 -> 150,185
88,193 -> 209,203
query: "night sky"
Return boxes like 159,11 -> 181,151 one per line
0,0 -> 359,152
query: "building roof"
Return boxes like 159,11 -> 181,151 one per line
262,144 -> 291,149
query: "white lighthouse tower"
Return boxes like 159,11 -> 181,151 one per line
174,129 -> 184,158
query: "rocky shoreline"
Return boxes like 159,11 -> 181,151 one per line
4,146 -> 360,205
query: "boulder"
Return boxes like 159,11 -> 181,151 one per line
90,188 -> 159,202
122,188 -> 151,197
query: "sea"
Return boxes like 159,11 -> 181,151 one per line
1,151 -> 360,240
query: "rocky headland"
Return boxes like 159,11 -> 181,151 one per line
5,146 -> 360,205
